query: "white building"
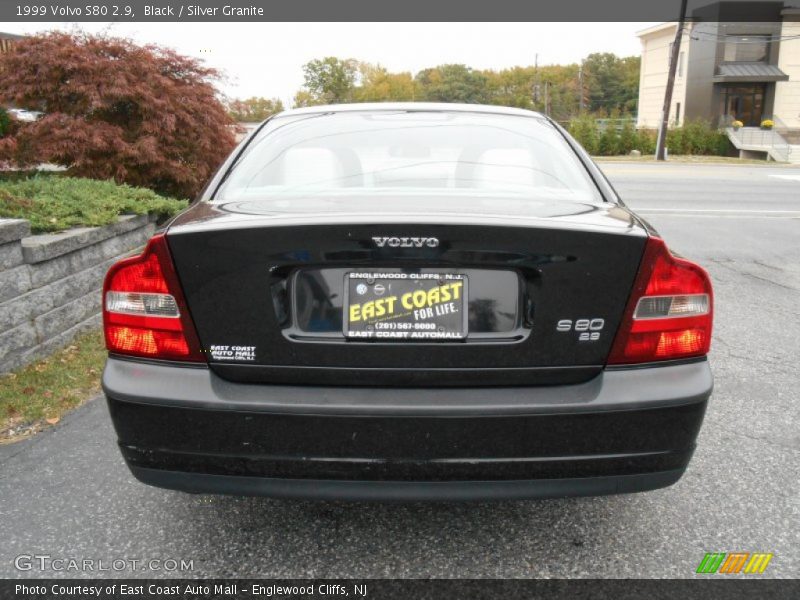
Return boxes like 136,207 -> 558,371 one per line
636,3 -> 800,139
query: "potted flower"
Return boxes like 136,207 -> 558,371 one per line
760,119 -> 774,130
732,120 -> 743,130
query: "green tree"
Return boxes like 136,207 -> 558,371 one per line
543,67 -> 582,120
582,53 -> 640,115
355,63 -> 417,102
415,64 -> 490,104
484,66 -> 535,109
227,97 -> 284,122
295,57 -> 358,106
482,64 -> 582,119
292,90 -> 317,108
288,53 -> 640,121
619,56 -> 641,113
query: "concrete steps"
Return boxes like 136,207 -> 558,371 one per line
725,127 -> 794,162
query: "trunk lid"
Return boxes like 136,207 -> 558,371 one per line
166,195 -> 647,386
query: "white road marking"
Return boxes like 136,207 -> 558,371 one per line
768,175 -> 800,182
638,208 -> 800,213
638,215 -> 798,219
635,208 -> 800,219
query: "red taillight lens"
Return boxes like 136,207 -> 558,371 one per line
103,234 -> 205,362
608,237 -> 713,365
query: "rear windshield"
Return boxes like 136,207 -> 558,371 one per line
214,110 -> 601,202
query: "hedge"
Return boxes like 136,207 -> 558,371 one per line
568,117 -> 730,157
0,176 -> 187,233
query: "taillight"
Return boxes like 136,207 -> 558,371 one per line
608,237 -> 713,365
103,234 -> 205,362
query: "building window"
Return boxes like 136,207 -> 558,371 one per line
678,51 -> 685,77
675,102 -> 681,126
723,35 -> 770,63
720,84 -> 765,127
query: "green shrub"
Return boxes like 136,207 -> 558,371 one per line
0,107 -> 9,137
711,133 -> 732,156
666,119 -> 729,155
568,115 -> 599,155
635,129 -> 656,154
598,127 -> 621,156
618,121 -> 637,154
0,176 -> 187,233
569,117 -> 729,157
666,127 -> 689,155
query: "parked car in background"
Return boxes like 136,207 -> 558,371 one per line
7,108 -> 43,122
102,103 -> 714,501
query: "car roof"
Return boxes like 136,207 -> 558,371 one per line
275,102 -> 546,120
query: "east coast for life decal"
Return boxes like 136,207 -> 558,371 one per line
345,272 -> 467,340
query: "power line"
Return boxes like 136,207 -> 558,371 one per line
651,22 -> 800,45
688,31 -> 800,43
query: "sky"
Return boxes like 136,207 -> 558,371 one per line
5,22 -> 655,104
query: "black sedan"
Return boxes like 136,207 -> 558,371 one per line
102,103 -> 713,501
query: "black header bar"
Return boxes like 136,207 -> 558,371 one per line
1,0 -> 796,22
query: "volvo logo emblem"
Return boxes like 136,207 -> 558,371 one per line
372,236 -> 440,248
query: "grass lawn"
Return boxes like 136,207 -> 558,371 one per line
0,329 -> 106,444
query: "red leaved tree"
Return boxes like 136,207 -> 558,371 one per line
0,32 -> 236,198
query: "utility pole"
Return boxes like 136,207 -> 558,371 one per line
545,81 -> 550,116
655,0 -> 688,161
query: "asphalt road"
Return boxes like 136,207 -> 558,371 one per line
1,162 -> 798,579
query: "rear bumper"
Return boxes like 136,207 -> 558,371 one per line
102,357 -> 712,501
129,467 -> 686,502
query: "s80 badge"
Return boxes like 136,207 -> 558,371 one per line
556,318 -> 605,341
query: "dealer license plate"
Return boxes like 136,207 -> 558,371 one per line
344,272 -> 468,341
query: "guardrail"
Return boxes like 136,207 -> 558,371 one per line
594,118 -> 637,132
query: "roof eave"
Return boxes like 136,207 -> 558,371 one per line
636,22 -> 677,38
713,75 -> 789,83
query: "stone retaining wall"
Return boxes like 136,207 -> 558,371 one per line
0,214 -> 157,373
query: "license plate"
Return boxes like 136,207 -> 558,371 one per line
344,272 -> 468,341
